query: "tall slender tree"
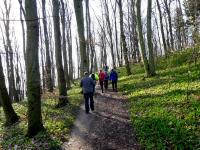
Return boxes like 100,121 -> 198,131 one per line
156,0 -> 168,55
1,0 -> 19,102
25,0 -> 44,137
147,0 -> 156,76
104,0 -> 116,68
42,0 -> 53,92
163,0 -> 174,51
18,0 -> 26,58
118,0 -> 131,75
110,0 -> 121,66
74,0 -> 88,76
60,0 -> 71,89
66,3 -> 73,83
52,0 -> 68,107
136,0 -> 151,76
0,55 -> 19,125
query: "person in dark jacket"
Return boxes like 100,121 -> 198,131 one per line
90,73 -> 96,95
80,72 -> 95,114
109,69 -> 118,92
104,71 -> 109,90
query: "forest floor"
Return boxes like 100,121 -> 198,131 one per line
62,86 -> 140,150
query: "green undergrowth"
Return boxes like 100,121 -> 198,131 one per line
118,48 -> 200,149
0,85 -> 82,149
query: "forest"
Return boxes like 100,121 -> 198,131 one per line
0,0 -> 199,149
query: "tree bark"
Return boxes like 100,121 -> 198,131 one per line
147,0 -> 156,76
111,0 -> 121,67
156,0 -> 168,55
0,55 -> 19,125
74,0 -> 88,76
18,0 -> 26,58
52,0 -> 68,107
66,4 -> 73,82
2,0 -> 19,102
136,0 -> 150,76
61,0 -> 71,89
164,0 -> 174,51
104,0 -> 116,68
42,0 -> 53,92
118,0 -> 131,75
25,0 -> 44,137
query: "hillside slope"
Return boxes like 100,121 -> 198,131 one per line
118,49 -> 200,149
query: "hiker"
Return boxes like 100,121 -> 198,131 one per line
95,72 -> 99,81
90,73 -> 97,95
103,64 -> 109,72
99,70 -> 106,93
109,69 -> 118,92
104,71 -> 109,90
80,72 -> 95,114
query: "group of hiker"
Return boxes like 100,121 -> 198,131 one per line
80,64 -> 118,114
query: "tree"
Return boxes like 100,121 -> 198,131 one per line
110,0 -> 122,66
52,0 -> 68,107
0,55 -> 19,125
103,0 -> 116,69
42,0 -> 53,92
184,0 -> 200,43
60,0 -> 71,89
156,0 -> 168,55
163,0 -> 174,51
74,0 -> 88,76
1,0 -> 19,102
25,0 -> 44,137
136,0 -> 151,76
18,0 -> 26,58
147,0 -> 156,76
118,0 -> 131,75
66,3 -> 74,83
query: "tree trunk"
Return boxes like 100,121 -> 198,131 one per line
39,27 -> 45,92
147,0 -> 156,76
164,0 -> 174,51
111,0 -> 121,67
66,5 -> 73,83
118,0 -> 131,75
61,0 -> 71,89
156,0 -> 168,55
25,0 -> 44,137
18,0 -> 26,58
0,55 -> 19,125
104,0 -> 116,69
42,0 -> 53,92
52,0 -> 68,107
74,0 -> 88,76
2,0 -> 19,102
136,0 -> 150,76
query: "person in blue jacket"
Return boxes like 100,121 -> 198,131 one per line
80,72 -> 95,114
109,69 -> 118,92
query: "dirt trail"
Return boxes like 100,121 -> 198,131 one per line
62,87 -> 140,150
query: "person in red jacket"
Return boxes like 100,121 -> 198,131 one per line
99,70 -> 106,93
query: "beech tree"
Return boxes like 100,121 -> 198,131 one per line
118,0 -> 131,75
42,0 -> 53,92
74,0 -> 88,76
52,0 -> 68,107
0,54 -> 19,125
147,0 -> 156,76
25,0 -> 44,137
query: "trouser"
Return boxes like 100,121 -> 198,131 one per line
99,81 -> 104,92
104,80 -> 108,89
84,92 -> 94,113
112,80 -> 118,91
